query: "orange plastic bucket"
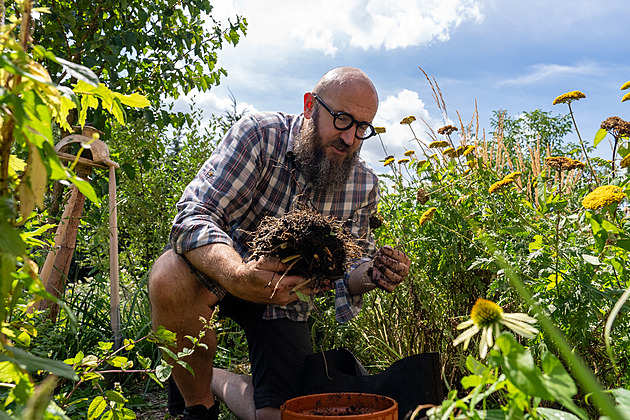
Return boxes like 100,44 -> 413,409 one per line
281,392 -> 398,420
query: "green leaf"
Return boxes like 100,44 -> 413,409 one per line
69,175 -> 100,205
114,92 -> 150,108
0,220 -> 27,256
105,390 -> 127,403
581,254 -> 601,266
87,396 -> 107,420
594,128 -> 607,146
0,346 -> 79,380
529,235 -> 544,252
536,408 -> 581,419
155,362 -> 171,382
54,56 -> 99,86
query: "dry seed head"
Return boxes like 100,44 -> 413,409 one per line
601,116 -> 630,139
437,125 -> 458,135
416,188 -> 430,204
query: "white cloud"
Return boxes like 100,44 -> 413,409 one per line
360,89 -> 446,171
212,0 -> 483,57
497,62 -> 600,86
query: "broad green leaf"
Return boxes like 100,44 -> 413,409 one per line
536,408 -> 581,419
461,374 -> 482,388
18,143 -> 48,217
594,128 -> 607,146
8,154 -> 26,175
0,360 -> 25,383
110,96 -> 126,124
581,254 -> 601,266
0,220 -> 27,256
490,334 -> 553,401
69,175 -> 100,205
529,235 -> 543,252
155,363 -> 172,382
54,56 -> 99,86
114,92 -> 150,108
105,390 -> 127,403
87,396 -> 107,420
0,345 -> 78,380
107,356 -> 128,368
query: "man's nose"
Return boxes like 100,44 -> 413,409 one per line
340,128 -> 357,147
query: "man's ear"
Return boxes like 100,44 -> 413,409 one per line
303,92 -> 315,118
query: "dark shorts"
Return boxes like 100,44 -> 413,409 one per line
165,245 -> 312,409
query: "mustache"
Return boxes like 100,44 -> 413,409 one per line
330,138 -> 350,151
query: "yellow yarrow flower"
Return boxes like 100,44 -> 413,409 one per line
621,154 -> 630,169
453,298 -> 538,359
505,171 -> 522,181
429,140 -> 449,148
552,90 -> 586,105
400,116 -> 416,125
582,185 -> 626,210
488,178 -> 514,194
375,126 -> 386,134
417,159 -> 427,166
419,207 -> 437,226
455,145 -> 466,156
398,158 -> 410,164
384,157 -> 395,166
621,81 -> 630,91
442,147 -> 456,158
623,92 -> 630,103
463,145 -> 476,156
404,150 -> 415,156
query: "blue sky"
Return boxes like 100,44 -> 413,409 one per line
176,0 -> 630,174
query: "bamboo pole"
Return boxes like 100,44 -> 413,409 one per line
104,159 -> 121,350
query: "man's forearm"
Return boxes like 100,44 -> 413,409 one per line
347,261 -> 377,295
185,243 -> 246,295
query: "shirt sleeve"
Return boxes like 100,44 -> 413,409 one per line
334,179 -> 380,323
169,115 -> 264,254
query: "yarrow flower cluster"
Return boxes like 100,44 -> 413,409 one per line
463,145 -> 476,156
429,140 -> 450,148
437,125 -> 458,135
621,154 -> 630,169
453,298 -> 539,358
419,207 -> 437,226
404,150 -> 415,157
383,157 -> 395,166
400,116 -> 416,125
552,90 -> 586,105
488,172 -> 521,194
375,127 -> 386,134
621,81 -> 630,102
398,158 -> 410,164
545,156 -> 585,171
582,185 -> 626,210
442,147 -> 456,158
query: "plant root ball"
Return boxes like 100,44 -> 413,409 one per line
249,207 -> 364,290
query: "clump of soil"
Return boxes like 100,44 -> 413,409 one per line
249,207 -> 364,290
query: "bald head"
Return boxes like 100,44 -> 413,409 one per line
312,67 -> 379,113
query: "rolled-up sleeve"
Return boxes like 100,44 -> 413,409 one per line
169,115 -> 263,254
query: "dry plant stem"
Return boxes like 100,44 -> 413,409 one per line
269,258 -> 301,299
291,278 -> 313,293
568,103 -> 598,183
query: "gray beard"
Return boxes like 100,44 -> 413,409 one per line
293,117 -> 360,191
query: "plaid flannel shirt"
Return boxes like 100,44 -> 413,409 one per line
170,112 -> 379,322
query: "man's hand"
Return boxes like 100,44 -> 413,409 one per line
370,245 -> 410,292
240,255 -> 314,305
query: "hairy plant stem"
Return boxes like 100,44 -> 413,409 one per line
568,103 -> 598,183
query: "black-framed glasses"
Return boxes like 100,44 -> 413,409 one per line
312,93 -> 376,140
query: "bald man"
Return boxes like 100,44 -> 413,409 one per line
149,67 -> 410,420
